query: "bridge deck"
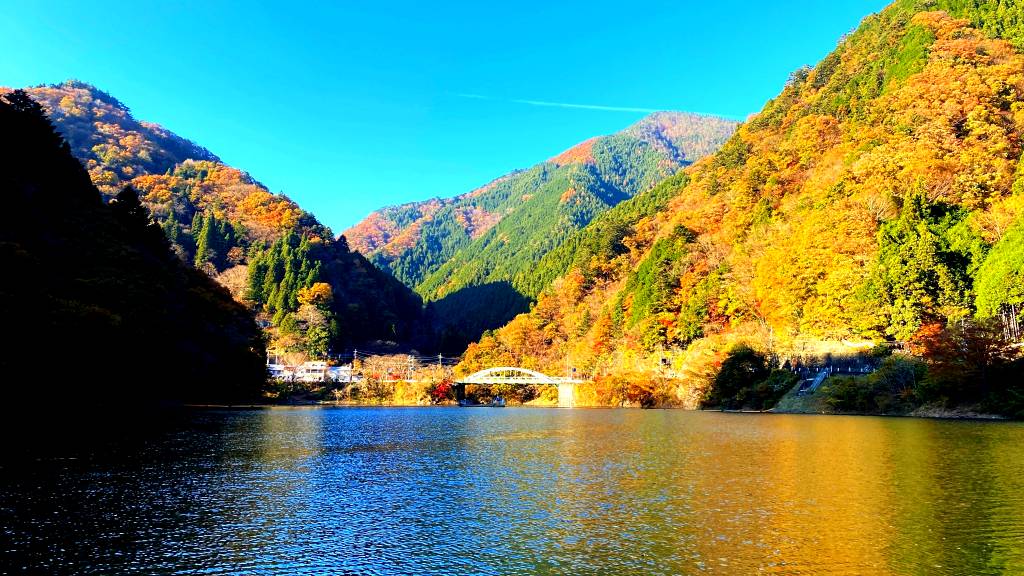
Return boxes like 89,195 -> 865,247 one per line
456,367 -> 584,386
456,377 -> 583,385
456,367 -> 582,408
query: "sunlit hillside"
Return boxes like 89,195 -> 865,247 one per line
459,1 -> 1024,414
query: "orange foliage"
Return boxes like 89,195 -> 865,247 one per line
297,282 -> 334,307
549,138 -> 597,167
455,206 -> 502,239
131,160 -> 307,241
345,198 -> 505,258
345,212 -> 400,254
5,82 -> 315,245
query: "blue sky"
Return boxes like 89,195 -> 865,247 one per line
2,0 -> 890,233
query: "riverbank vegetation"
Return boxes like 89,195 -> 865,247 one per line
699,346 -> 800,411
707,335 -> 1024,417
263,355 -> 460,406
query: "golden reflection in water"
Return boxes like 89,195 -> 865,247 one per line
758,416 -> 899,574
885,419 -> 1024,574
463,411 -> 1024,575
680,414 -> 1024,575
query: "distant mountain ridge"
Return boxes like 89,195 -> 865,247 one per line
345,111 -> 737,345
347,112 -> 736,284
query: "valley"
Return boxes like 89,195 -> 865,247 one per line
2,0 -> 1023,416
6,2 -> 1024,574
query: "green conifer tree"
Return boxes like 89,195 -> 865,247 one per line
194,211 -> 219,268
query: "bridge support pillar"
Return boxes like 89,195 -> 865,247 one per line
558,382 -> 575,408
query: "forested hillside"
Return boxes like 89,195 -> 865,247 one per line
347,112 -> 737,346
0,90 -> 265,403
459,0 -> 1024,415
2,81 -> 426,356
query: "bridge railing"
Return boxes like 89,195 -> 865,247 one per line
457,367 -> 584,385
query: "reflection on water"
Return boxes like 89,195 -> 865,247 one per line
2,409 -> 1023,574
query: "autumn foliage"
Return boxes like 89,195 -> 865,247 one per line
457,4 -> 1024,411
4,81 -> 430,357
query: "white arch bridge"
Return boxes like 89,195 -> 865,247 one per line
456,367 -> 584,408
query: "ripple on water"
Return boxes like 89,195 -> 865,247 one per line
1,408 -> 1024,575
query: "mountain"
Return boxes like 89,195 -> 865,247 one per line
457,0 -> 1024,414
4,80 -> 220,191
0,90 -> 265,403
1,81 -> 325,244
3,81 -> 426,355
346,112 -> 737,346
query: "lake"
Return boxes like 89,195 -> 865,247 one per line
2,408 -> 1023,574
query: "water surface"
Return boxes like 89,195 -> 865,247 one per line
2,408 -> 1023,574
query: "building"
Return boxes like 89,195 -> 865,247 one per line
267,363 -> 291,381
327,365 -> 360,383
296,361 -> 328,383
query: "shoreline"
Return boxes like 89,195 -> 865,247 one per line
182,402 -> 1013,421
767,407 -> 1007,421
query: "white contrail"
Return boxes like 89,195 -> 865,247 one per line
454,93 -> 660,113
509,98 -> 660,113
